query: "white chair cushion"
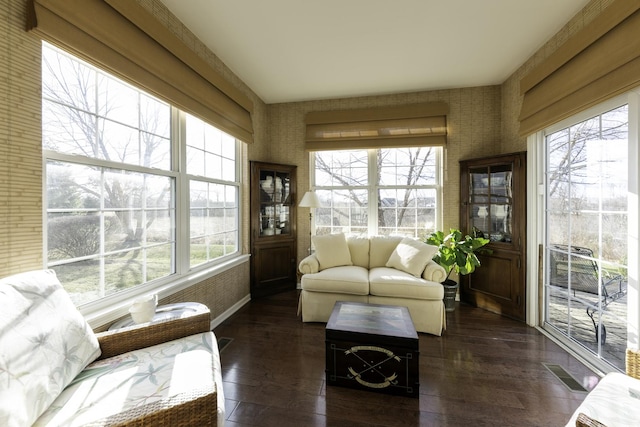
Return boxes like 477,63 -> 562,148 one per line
369,267 -> 444,300
565,372 -> 640,427
347,235 -> 370,268
386,237 -> 438,277
0,270 -> 101,427
301,266 -> 370,295
33,332 -> 224,427
368,235 -> 403,268
312,233 -> 353,271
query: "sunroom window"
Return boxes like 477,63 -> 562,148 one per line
313,147 -> 441,238
42,42 -> 240,306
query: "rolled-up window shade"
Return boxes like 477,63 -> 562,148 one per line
27,0 -> 254,143
519,1 -> 640,137
305,102 -> 448,151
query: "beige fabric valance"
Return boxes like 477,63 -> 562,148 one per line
305,102 -> 448,151
519,1 -> 640,137
27,0 -> 254,143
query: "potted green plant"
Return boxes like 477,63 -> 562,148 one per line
425,228 -> 490,311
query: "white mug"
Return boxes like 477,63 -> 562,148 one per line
129,294 -> 158,324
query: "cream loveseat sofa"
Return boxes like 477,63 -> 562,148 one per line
0,269 -> 224,427
298,233 -> 447,336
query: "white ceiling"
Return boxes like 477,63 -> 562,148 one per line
158,0 -> 590,104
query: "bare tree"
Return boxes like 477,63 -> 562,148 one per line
546,107 -> 628,262
315,147 -> 435,231
547,110 -> 628,216
43,47 -> 170,262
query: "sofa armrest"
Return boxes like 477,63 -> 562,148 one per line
299,254 -> 320,274
422,260 -> 447,283
95,309 -> 211,360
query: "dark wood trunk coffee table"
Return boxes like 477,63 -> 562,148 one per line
325,301 -> 419,397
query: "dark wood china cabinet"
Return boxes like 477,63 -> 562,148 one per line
459,152 -> 526,321
250,161 -> 297,298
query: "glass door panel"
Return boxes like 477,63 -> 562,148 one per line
543,104 -> 628,371
258,169 -> 293,236
468,166 -> 514,243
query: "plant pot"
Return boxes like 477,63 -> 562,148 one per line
441,280 -> 458,312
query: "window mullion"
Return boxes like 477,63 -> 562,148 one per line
175,109 -> 188,275
368,149 -> 378,236
99,169 -> 106,298
436,148 -> 443,231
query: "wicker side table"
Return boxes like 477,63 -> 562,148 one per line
109,302 -> 208,331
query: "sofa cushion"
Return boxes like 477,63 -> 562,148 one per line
313,233 -> 353,271
386,237 -> 437,277
0,270 -> 101,427
369,235 -> 403,268
347,235 -> 370,268
301,266 -> 370,295
33,331 -> 223,427
369,267 -> 444,300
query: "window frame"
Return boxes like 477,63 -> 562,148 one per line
42,42 -> 244,317
527,92 -> 636,374
181,112 -> 242,270
311,147 -> 443,238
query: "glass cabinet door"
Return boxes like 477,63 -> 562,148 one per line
468,164 -> 513,243
258,169 -> 291,237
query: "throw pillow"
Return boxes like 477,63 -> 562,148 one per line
386,237 -> 438,277
0,270 -> 101,427
346,236 -> 370,268
369,235 -> 403,268
312,233 -> 353,271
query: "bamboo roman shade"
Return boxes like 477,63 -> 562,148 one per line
27,0 -> 254,143
305,102 -> 448,151
519,1 -> 640,137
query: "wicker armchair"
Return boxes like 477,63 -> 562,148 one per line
90,309 -> 219,426
570,348 -> 640,427
0,269 -> 222,427
626,347 -> 640,380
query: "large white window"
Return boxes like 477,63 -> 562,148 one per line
542,101 -> 629,371
313,147 -> 441,238
186,114 -> 239,268
42,43 -> 240,306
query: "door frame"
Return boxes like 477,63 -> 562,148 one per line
526,92 -> 640,374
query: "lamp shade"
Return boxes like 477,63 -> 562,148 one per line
298,191 -> 322,208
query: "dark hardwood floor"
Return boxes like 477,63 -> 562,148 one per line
214,291 -> 597,426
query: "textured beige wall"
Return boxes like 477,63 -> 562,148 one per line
158,261 -> 250,321
265,87 -> 503,264
501,0 -> 615,151
0,0 -> 43,276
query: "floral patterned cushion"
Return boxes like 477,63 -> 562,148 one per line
33,331 -> 223,427
0,270 -> 101,427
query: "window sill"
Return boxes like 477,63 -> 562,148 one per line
83,254 -> 251,330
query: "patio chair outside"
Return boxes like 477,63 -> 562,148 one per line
548,244 -> 626,344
